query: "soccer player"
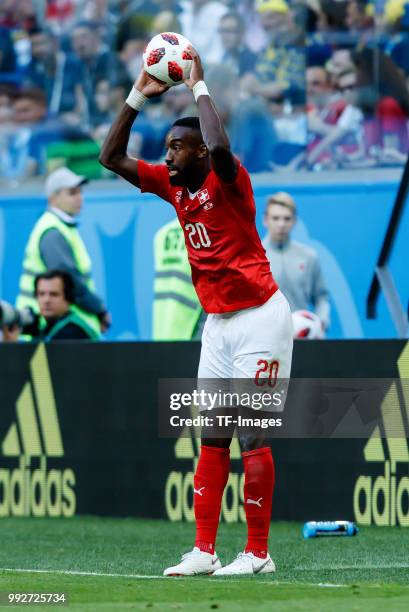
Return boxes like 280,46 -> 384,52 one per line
100,48 -> 293,576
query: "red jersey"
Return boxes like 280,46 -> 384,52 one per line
138,159 -> 278,313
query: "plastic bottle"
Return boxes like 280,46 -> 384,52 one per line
302,520 -> 358,538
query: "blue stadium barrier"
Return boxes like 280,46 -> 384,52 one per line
0,175 -> 408,340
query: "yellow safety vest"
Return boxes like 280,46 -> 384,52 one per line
153,218 -> 202,340
16,210 -> 101,338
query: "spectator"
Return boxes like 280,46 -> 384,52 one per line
82,0 -> 111,23
162,86 -> 197,122
2,270 -> 101,341
306,65 -> 333,106
179,0 -> 228,64
207,64 -> 278,171
70,20 -> 110,120
16,167 -> 110,336
45,0 -> 76,35
115,15 -> 150,82
0,0 -> 37,74
353,47 -> 409,156
326,48 -> 355,87
0,83 -> 16,123
2,87 -> 94,178
6,86 -> 58,177
24,26 -> 84,118
0,25 -> 17,75
262,192 -> 330,331
243,0 -> 306,106
0,0 -> 37,31
306,68 -> 365,169
151,10 -> 182,34
237,0 -> 268,53
91,78 -> 112,132
218,12 -> 257,78
384,0 -> 409,77
345,0 -> 374,32
0,83 -> 17,172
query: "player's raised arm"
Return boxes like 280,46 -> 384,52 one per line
99,70 -> 168,187
184,48 -> 238,184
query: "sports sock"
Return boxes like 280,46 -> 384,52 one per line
194,445 -> 230,554
242,446 -> 275,558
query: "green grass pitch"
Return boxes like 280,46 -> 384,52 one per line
0,517 -> 408,610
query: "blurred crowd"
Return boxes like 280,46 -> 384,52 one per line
1,0 -> 409,179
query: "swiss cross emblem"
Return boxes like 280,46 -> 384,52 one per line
175,190 -> 182,203
198,189 -> 210,204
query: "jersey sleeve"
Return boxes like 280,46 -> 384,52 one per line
137,160 -> 172,203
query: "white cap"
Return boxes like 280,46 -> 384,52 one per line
45,167 -> 88,198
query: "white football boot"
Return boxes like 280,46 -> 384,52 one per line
213,552 -> 275,576
163,547 -> 222,576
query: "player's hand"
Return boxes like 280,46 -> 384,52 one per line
134,69 -> 169,98
184,46 -> 204,90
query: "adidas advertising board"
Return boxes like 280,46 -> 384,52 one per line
0,345 -> 76,517
0,341 -> 408,524
353,343 -> 409,526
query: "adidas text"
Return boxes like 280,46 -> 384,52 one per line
0,455 -> 76,517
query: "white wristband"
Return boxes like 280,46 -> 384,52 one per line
193,80 -> 209,102
126,87 -> 147,111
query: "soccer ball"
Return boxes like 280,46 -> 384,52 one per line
292,310 -> 324,339
143,32 -> 193,87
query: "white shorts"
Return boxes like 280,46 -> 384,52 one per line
198,290 -> 293,411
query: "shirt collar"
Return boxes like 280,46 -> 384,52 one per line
48,206 -> 78,226
267,237 -> 291,250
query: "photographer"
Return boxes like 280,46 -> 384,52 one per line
1,270 -> 101,342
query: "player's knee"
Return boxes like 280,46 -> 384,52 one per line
238,433 -> 266,452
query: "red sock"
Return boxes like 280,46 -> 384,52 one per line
194,445 -> 230,554
242,446 -> 275,558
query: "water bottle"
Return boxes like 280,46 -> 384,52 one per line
303,520 -> 358,538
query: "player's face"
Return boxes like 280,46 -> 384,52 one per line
264,204 -> 295,243
165,127 -> 205,186
36,278 -> 70,320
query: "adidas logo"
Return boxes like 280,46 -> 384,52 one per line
353,342 -> 409,526
0,345 -> 76,517
164,417 -> 245,523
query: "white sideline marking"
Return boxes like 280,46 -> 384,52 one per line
0,568 -> 163,580
2,565 -> 408,578
0,568 -> 348,587
295,563 -> 409,571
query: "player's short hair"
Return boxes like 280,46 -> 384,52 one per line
172,116 -> 203,139
266,192 -> 297,215
34,270 -> 75,303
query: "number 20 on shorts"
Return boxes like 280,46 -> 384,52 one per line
255,359 -> 279,387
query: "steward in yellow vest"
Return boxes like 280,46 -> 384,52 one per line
16,167 -> 109,337
153,218 -> 204,340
